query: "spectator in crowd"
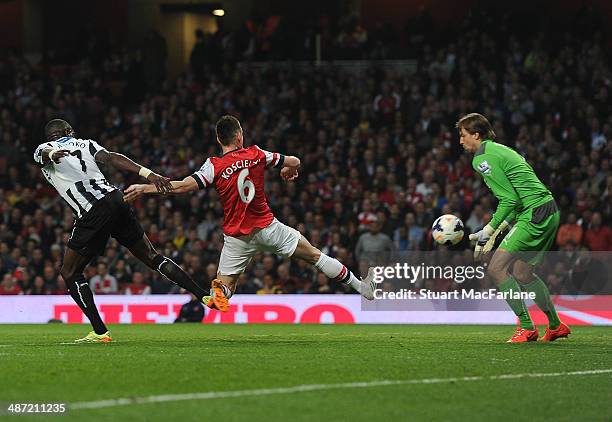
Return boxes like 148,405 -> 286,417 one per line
51,276 -> 68,295
556,212 -> 583,249
42,265 -> 57,288
404,213 -> 425,251
310,273 -> 332,293
124,272 -> 152,295
355,219 -> 394,262
394,226 -> 409,251
89,263 -> 118,295
465,204 -> 485,235
111,259 -> 132,291
357,198 -> 378,232
584,212 -> 611,251
276,263 -> 300,293
373,82 -> 401,124
257,273 -> 283,294
0,274 -> 22,295
175,293 -> 205,322
416,170 -> 435,198
235,272 -> 260,294
190,29 -> 207,82
27,275 -> 50,295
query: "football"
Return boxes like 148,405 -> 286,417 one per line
431,214 -> 465,246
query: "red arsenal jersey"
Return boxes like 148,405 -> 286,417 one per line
191,145 -> 285,237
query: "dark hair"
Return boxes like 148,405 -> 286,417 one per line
215,115 -> 241,146
455,113 -> 496,140
44,119 -> 73,141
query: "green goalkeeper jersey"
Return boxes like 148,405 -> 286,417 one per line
472,140 -> 553,229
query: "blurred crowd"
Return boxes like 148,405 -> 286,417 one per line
0,6 -> 610,296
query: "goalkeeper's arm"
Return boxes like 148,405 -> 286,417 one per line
482,213 -> 515,256
470,210 -> 516,262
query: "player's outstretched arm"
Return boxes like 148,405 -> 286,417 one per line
33,143 -> 71,166
41,149 -> 71,165
124,176 -> 199,202
283,156 -> 300,168
280,156 -> 300,181
96,150 -> 173,194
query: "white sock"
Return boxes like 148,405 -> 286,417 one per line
220,284 -> 233,300
314,253 -> 361,292
210,283 -> 234,300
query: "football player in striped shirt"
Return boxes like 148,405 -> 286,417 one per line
125,115 -> 376,311
34,119 -> 210,343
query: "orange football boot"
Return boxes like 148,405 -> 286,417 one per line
202,296 -> 218,310
507,326 -> 539,343
206,279 -> 229,312
540,322 -> 571,342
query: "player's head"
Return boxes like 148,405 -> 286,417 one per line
45,119 -> 75,142
455,113 -> 495,153
215,115 -> 243,148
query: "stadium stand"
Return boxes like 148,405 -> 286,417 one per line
0,6 -> 610,296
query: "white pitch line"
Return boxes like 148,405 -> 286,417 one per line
59,340 -> 132,345
70,369 -> 612,410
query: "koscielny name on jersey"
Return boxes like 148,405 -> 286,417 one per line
220,158 -> 262,180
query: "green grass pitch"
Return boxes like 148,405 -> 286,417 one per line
0,324 -> 611,421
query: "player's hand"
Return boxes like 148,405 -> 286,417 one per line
123,184 -> 146,202
280,167 -> 299,182
147,172 -> 173,194
50,149 -> 70,164
482,221 -> 511,256
469,224 -> 494,262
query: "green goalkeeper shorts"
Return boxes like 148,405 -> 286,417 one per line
500,199 -> 560,265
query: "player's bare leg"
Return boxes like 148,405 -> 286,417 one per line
488,249 -> 538,342
61,248 -> 111,342
292,236 -> 376,300
213,273 -> 239,293
510,258 -> 569,341
202,273 -> 238,312
126,234 -> 209,301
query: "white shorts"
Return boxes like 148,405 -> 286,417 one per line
218,218 -> 302,275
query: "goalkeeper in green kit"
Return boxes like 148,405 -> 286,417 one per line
456,113 -> 571,343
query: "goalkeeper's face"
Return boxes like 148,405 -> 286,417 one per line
459,127 -> 480,153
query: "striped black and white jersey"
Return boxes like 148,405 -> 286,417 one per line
34,137 -> 117,219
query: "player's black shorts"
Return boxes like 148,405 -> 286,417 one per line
67,190 -> 145,257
